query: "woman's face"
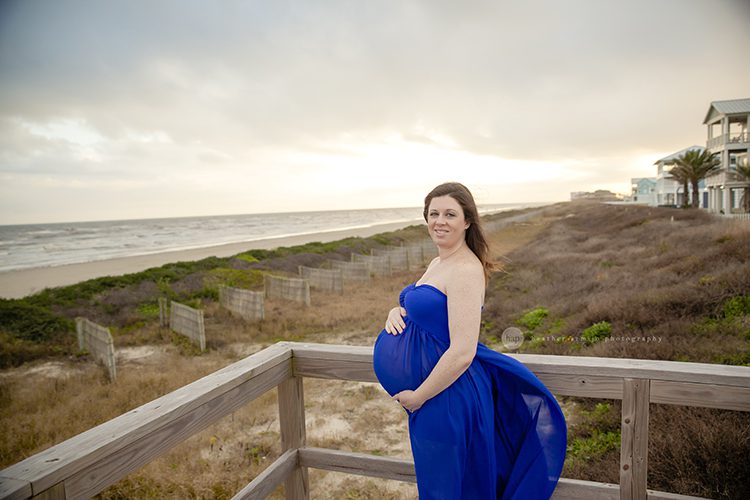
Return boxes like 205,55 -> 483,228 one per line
427,195 -> 469,247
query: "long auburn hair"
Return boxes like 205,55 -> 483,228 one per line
423,182 -> 499,283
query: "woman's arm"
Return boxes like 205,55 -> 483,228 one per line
393,261 -> 485,411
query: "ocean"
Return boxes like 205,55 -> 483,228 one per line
0,204 -> 537,273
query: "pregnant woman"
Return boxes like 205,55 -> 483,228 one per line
373,182 -> 567,499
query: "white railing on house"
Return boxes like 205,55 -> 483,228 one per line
707,131 -> 750,149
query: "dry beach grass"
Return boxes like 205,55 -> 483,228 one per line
1,202 -> 749,498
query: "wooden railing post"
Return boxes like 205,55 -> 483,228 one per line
278,374 -> 308,500
620,378 -> 650,500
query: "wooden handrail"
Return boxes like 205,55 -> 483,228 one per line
0,342 -> 292,500
1,341 -> 748,500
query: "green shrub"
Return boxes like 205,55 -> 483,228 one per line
206,268 -> 264,290
516,307 -> 549,331
567,429 -> 620,461
0,299 -> 74,342
527,336 -> 546,349
235,253 -> 259,264
582,321 -> 612,344
723,295 -> 750,320
136,302 -> 160,319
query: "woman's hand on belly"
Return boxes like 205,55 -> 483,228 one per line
384,306 -> 407,335
393,389 -> 424,413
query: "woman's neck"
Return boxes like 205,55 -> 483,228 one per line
437,240 -> 465,261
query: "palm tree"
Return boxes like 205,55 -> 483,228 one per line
735,157 -> 750,213
673,149 -> 721,208
666,163 -> 690,208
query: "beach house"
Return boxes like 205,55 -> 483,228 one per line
703,98 -> 750,214
653,146 -> 706,208
628,177 -> 657,205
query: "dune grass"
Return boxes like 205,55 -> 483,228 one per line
1,203 -> 749,498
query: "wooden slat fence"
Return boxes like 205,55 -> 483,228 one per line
169,301 -> 206,351
328,260 -> 370,283
371,247 -> 409,271
2,342 -> 748,500
264,275 -> 311,306
351,253 -> 391,277
419,239 -> 438,261
403,243 -> 426,269
158,297 -> 169,327
75,318 -> 117,382
219,286 -> 265,321
298,266 -> 343,294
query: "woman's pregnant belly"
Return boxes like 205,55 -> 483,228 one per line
373,327 -> 420,396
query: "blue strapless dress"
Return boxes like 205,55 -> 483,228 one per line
373,283 -> 567,499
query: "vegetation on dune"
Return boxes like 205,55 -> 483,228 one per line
483,202 -> 750,366
479,201 -> 750,499
0,230 -> 424,368
1,203 -> 749,498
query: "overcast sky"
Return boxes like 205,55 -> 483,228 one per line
1,0 -> 749,224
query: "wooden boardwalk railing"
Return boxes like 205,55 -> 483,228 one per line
1,341 -> 749,500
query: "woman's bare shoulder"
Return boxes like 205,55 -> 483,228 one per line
447,252 -> 484,290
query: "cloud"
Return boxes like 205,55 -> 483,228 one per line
0,0 -> 749,222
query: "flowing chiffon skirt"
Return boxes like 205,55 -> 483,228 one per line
373,283 -> 567,499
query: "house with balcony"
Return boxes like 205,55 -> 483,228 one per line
653,146 -> 707,208
628,177 -> 657,205
703,98 -> 750,214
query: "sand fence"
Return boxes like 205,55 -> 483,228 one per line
351,253 -> 391,276
298,266 -> 344,294
219,285 -> 265,321
419,239 -> 438,261
328,259 -> 370,283
75,318 -> 117,381
264,274 -> 311,306
371,246 -> 409,271
169,301 -> 206,351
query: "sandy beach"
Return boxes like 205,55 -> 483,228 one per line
0,219 -> 423,299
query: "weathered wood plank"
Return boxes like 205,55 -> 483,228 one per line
264,275 -> 311,306
328,260 -> 370,283
646,489 -> 708,499
64,361 -> 292,499
295,357 -> 622,399
170,301 -> 206,351
278,377 -> 308,499
1,341 -> 741,500
298,447 -> 416,483
552,478 -> 619,499
372,247 -> 409,271
298,266 -> 343,294
219,286 -> 264,321
289,342 -> 750,387
512,354 -> 750,388
620,378 -> 650,500
0,477 -> 31,500
76,317 -> 117,381
650,380 -> 750,411
290,343 -> 374,363
30,482 -> 64,500
0,343 -> 292,496
232,449 -> 297,500
293,357 -> 378,383
535,373 -> 623,399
